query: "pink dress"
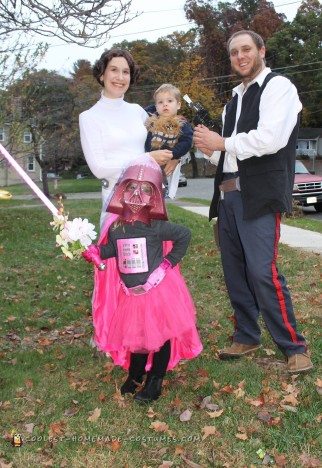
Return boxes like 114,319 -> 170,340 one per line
92,215 -> 202,371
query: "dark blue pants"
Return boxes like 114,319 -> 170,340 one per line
218,190 -> 307,356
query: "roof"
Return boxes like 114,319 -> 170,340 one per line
298,128 -> 322,139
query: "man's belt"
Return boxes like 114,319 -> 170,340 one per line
120,265 -> 167,296
219,176 -> 240,192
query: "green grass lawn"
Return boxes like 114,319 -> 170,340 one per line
0,200 -> 321,467
5,178 -> 101,196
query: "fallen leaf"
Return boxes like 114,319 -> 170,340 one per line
205,403 -> 219,411
170,396 -> 183,407
282,383 -> 299,395
103,361 -> 115,373
198,368 -> 209,378
234,387 -> 245,399
64,407 -> 80,417
263,348 -> 276,355
0,459 -> 13,468
174,445 -> 185,455
200,396 -> 212,409
281,394 -> 299,406
150,420 -> 170,433
158,447 -> 169,456
213,380 -> 220,389
299,452 -> 322,467
181,454 -> 205,468
49,421 -> 65,437
263,454 -> 272,464
315,379 -> 322,396
273,452 -> 289,466
235,432 -> 248,440
6,316 -> 17,322
201,425 -> 219,440
109,439 -> 121,452
207,409 -> 224,418
25,423 -> 34,433
179,409 -> 192,422
87,407 -> 101,422
220,385 -> 234,394
98,392 -> 107,402
147,407 -> 159,418
245,397 -> 264,407
280,404 -> 298,413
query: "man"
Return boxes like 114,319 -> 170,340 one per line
194,30 -> 313,374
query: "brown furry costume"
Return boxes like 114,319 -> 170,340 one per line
145,115 -> 184,150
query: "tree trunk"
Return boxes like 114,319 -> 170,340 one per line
190,150 -> 198,178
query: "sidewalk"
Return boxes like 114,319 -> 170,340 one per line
175,203 -> 322,256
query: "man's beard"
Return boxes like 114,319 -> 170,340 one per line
232,53 -> 264,82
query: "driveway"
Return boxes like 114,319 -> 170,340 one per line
175,178 -> 322,222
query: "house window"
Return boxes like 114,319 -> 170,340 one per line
24,131 -> 32,143
27,156 -> 35,172
0,128 -> 4,141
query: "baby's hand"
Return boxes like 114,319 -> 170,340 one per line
164,159 -> 180,176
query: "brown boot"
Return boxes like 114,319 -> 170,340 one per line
287,353 -> 313,374
219,342 -> 261,360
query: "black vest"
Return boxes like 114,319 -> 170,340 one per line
209,72 -> 300,220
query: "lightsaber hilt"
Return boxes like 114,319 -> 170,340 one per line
183,94 -> 219,131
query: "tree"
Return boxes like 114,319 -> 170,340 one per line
3,70 -> 75,196
0,0 -> 137,47
266,0 -> 322,127
184,0 -> 285,104
69,59 -> 101,170
0,1 -> 138,88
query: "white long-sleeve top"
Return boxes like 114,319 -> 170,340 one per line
79,93 -> 148,181
208,67 -> 302,172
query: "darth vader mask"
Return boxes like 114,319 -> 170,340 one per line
107,154 -> 168,224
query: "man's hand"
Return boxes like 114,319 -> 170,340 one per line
194,124 -> 225,154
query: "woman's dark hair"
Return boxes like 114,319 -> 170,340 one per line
92,49 -> 140,86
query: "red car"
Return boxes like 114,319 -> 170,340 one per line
293,161 -> 322,212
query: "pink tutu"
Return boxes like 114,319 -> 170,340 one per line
92,216 -> 203,371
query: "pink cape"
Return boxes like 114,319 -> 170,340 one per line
92,215 -> 202,371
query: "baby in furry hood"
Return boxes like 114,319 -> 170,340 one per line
145,84 -> 193,185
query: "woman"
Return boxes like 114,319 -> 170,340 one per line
79,49 -> 172,228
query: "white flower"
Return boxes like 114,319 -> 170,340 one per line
61,217 -> 97,247
52,213 -> 98,260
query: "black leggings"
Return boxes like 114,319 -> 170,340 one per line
129,340 -> 171,378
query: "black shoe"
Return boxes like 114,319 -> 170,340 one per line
120,375 -> 144,395
134,375 -> 163,403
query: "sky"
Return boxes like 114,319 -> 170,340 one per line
37,0 -> 303,76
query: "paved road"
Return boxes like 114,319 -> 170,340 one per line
175,178 -> 322,222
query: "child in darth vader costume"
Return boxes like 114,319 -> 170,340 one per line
83,154 -> 202,403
